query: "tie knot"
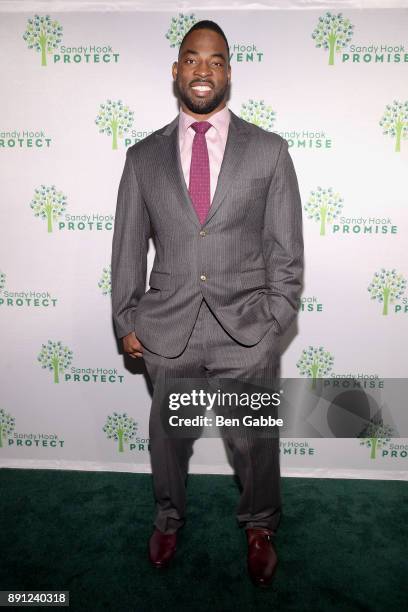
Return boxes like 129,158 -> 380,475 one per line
191,121 -> 212,135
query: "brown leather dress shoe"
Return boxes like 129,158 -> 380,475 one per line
148,528 -> 177,569
246,528 -> 278,587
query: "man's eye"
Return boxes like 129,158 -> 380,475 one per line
185,58 -> 195,64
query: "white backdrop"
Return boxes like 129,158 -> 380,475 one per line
1,1 -> 407,480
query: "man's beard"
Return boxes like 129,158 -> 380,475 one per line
175,80 -> 229,115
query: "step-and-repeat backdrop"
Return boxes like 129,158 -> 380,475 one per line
1,2 -> 407,479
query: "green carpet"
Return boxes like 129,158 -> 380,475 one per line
0,469 -> 406,611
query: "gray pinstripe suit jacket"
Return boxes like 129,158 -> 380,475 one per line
111,109 -> 304,358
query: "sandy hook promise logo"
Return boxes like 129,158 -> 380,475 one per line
367,269 -> 407,315
239,100 -> 276,131
312,11 -> 407,65
304,187 -> 398,237
304,187 -> 343,236
379,100 -> 408,153
296,346 -> 335,389
103,412 -> 138,453
358,421 -> 394,459
239,99 -> 332,149
312,12 -> 354,65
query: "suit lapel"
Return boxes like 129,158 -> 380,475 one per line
159,109 -> 252,227
204,110 -> 250,226
160,115 -> 201,228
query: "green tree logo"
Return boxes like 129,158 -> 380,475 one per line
304,187 -> 343,236
0,271 -> 5,291
379,100 -> 408,153
98,265 -> 111,296
30,185 -> 67,233
23,14 -> 63,67
296,346 -> 334,389
368,269 -> 407,316
239,100 -> 276,131
0,408 -> 15,449
165,13 -> 198,48
103,412 -> 138,453
95,100 -> 134,150
312,12 -> 354,65
37,340 -> 73,384
359,421 -> 394,459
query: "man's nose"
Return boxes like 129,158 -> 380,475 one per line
193,61 -> 212,77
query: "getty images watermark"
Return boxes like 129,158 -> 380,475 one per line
157,378 -> 408,440
166,388 -> 283,429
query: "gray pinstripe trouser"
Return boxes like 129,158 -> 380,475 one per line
142,297 -> 282,535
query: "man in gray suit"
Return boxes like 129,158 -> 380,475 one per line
111,20 -> 303,587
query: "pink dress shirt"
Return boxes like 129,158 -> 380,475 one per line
178,105 -> 230,204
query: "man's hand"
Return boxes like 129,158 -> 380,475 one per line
123,331 -> 144,358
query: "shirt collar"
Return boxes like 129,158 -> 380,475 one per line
179,105 -> 230,135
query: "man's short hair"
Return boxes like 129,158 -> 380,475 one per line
178,20 -> 230,63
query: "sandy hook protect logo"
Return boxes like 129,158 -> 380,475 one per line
23,14 -> 119,66
95,100 -> 134,150
37,340 -> 73,383
0,270 -> 58,308
312,12 -> 354,65
0,408 -> 16,448
29,186 -> 114,232
98,266 -> 111,296
0,410 -> 64,450
30,185 -> 67,233
103,412 -> 138,453
37,341 -> 124,384
367,269 -> 407,315
23,15 -> 63,66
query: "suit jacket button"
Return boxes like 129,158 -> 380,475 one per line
199,230 -> 206,237
200,274 -> 207,281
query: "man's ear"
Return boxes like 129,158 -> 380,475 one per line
172,61 -> 178,81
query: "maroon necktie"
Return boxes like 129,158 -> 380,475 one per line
188,121 -> 212,225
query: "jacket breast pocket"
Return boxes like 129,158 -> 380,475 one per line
233,177 -> 270,197
148,271 -> 172,291
240,267 -> 267,289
